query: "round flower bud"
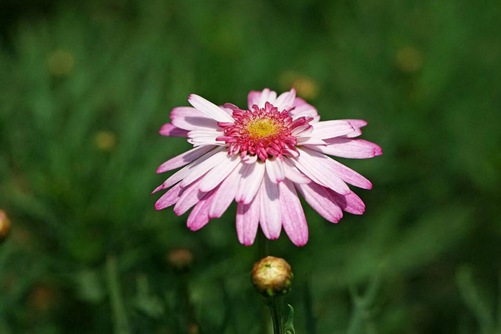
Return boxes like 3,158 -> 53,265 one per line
167,247 -> 194,272
0,209 -> 11,243
251,256 -> 293,298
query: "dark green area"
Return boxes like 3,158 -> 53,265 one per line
1,0 -> 501,333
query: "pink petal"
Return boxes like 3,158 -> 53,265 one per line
154,182 -> 183,210
156,146 -> 215,173
187,129 -> 224,146
290,98 -> 318,119
156,147 -> 225,191
265,158 -> 285,184
292,149 -> 350,195
235,161 -> 265,204
179,149 -> 230,187
346,119 -> 368,129
283,159 -> 311,184
310,120 -> 356,139
256,89 -> 277,108
296,137 -> 326,145
170,107 -> 219,131
199,154 -> 241,192
328,190 -> 366,215
188,94 -> 234,122
236,197 -> 260,246
274,89 -> 296,110
159,123 -> 188,137
259,173 -> 281,239
280,180 -> 308,246
186,192 -> 215,231
173,177 -> 205,215
301,147 -> 372,189
208,167 -> 240,218
296,182 -> 343,223
308,138 -> 382,159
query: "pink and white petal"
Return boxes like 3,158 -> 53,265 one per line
292,149 -> 351,194
156,147 -> 225,192
280,180 -> 308,246
301,147 -> 372,189
236,161 -> 265,204
188,136 -> 222,147
154,182 -> 184,210
171,107 -> 219,131
283,159 -> 311,184
310,138 -> 382,159
296,182 -> 343,223
296,137 -> 326,145
242,154 -> 258,164
291,98 -> 318,118
236,197 -> 260,246
274,89 -> 296,110
265,158 -> 285,184
179,149 -> 230,187
159,123 -> 188,137
208,167 -> 240,218
259,173 -> 281,239
188,94 -> 234,122
291,124 -> 313,137
173,177 -> 205,215
309,120 -> 356,139
330,190 -> 366,215
199,154 -> 241,192
257,89 -> 277,108
156,145 -> 215,173
186,192 -> 215,231
247,91 -> 261,108
346,119 -> 368,129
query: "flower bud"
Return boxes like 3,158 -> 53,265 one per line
0,209 -> 10,243
167,247 -> 194,272
251,256 -> 293,298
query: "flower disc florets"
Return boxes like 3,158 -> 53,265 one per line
217,102 -> 313,161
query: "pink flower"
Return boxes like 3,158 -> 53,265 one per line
154,88 -> 382,246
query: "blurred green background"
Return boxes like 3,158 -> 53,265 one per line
1,0 -> 501,333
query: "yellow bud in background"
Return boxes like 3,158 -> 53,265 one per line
0,209 -> 11,243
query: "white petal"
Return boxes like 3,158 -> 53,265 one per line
310,120 -> 356,139
292,148 -> 350,195
170,107 -> 219,130
188,94 -> 234,122
274,89 -> 296,110
155,147 -> 225,191
280,180 -> 308,246
265,158 -> 285,183
199,154 -> 241,192
236,197 -> 260,246
296,182 -> 343,223
283,159 -> 311,184
236,161 -> 265,204
301,147 -> 372,189
179,149 -> 230,187
259,173 -> 281,239
208,166 -> 240,218
156,145 -> 214,173
257,89 -> 277,108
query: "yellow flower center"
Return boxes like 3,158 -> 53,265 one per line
246,119 -> 279,139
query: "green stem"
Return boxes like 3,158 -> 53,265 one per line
267,296 -> 286,334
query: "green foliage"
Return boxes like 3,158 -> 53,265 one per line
1,0 -> 501,332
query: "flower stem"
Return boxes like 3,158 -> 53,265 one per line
267,296 -> 286,334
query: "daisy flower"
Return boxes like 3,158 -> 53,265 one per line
154,88 -> 382,246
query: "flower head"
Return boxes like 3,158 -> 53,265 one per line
154,88 -> 382,246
